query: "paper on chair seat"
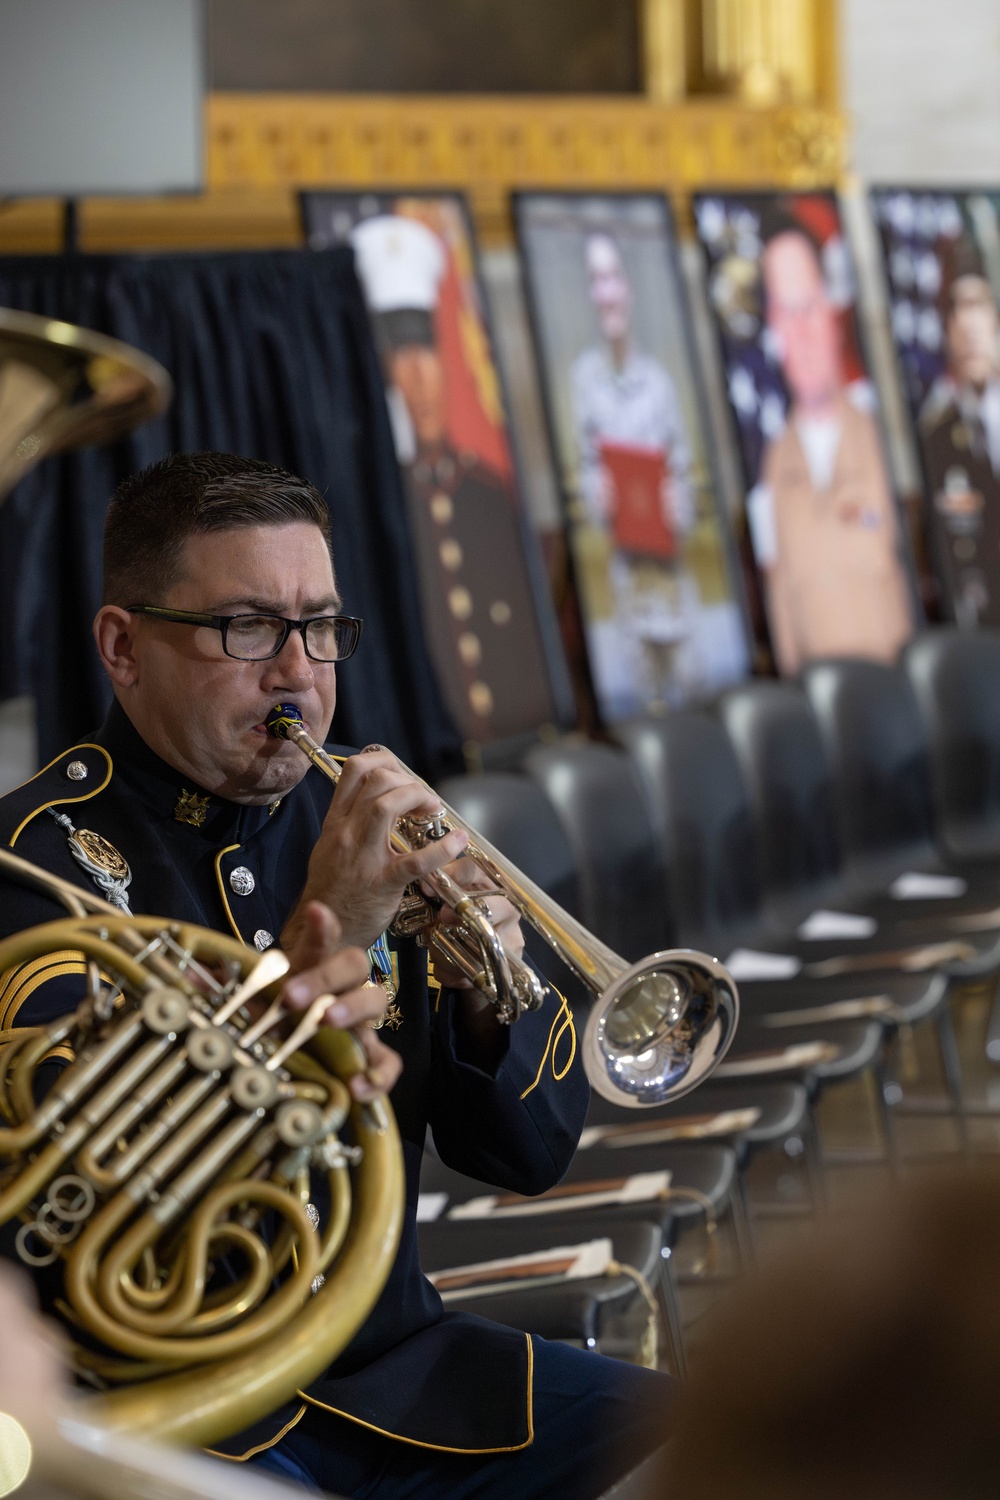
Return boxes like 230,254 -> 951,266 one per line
890,871 -> 967,900
416,1192 -> 449,1223
797,909 -> 877,940
448,1170 -> 673,1220
578,1109 -> 761,1150
428,1238 -> 614,1301
724,948 -> 802,981
716,1041 -> 840,1076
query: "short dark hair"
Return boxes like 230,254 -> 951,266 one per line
759,203 -> 824,265
939,234 -> 992,320
103,452 -> 332,606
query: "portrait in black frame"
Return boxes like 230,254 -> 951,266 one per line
513,190 -> 751,724
873,187 -> 1000,628
694,189 -> 921,678
302,189 -> 572,749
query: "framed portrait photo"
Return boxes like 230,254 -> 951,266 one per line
513,191 -> 751,724
301,189 -> 572,749
693,190 -> 921,678
872,187 -> 1000,627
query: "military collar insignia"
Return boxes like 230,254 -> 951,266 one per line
47,808 -> 132,913
174,788 -> 211,827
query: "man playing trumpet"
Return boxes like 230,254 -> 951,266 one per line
0,453 -> 669,1497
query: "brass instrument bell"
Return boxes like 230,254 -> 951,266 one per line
0,306 -> 171,501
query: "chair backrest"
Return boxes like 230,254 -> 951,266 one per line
521,740 -> 675,963
437,771 -> 582,917
905,628 -> 1000,861
614,713 -> 763,951
801,659 -> 936,886
436,771 -> 585,992
718,680 -> 843,915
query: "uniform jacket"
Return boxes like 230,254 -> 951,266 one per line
921,392 -> 1000,627
759,399 -> 915,676
0,702 -> 589,1459
405,444 -> 556,743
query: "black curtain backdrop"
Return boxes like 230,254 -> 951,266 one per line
0,249 -> 463,779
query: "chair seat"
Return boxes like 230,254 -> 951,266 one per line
718,1017 -> 884,1084
418,1216 -> 662,1345
584,1081 -> 809,1152
733,968 -> 946,1028
729,911 -> 1000,980
420,1144 -> 734,1244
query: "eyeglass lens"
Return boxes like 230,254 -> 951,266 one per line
224,615 -> 355,662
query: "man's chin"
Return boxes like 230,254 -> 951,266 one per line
227,738 -> 310,804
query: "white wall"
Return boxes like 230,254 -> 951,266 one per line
844,0 -> 1000,182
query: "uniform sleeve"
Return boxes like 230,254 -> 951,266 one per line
0,876 -> 89,1031
427,965 -> 590,1196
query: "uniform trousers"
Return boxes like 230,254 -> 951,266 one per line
250,1337 -> 673,1498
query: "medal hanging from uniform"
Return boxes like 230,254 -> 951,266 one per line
47,808 -> 132,913
367,930 -> 402,1030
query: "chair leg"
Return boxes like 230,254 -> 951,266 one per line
803,1108 -> 828,1210
985,974 -> 1000,1067
935,1003 -> 973,1157
729,1170 -> 756,1268
655,1248 -> 687,1379
873,1055 -> 903,1177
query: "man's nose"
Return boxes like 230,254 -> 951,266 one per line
262,628 -> 316,689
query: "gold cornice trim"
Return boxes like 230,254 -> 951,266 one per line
0,92 -> 845,254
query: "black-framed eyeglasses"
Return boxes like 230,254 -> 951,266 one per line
127,606 -> 363,663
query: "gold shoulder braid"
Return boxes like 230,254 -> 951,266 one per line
47,808 -> 132,913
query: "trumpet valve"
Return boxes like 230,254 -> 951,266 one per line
390,886 -> 441,938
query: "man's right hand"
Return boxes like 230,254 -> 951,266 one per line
283,748 -> 468,954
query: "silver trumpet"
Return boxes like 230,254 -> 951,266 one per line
266,706 -> 739,1109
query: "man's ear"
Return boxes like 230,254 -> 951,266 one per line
94,606 -> 140,688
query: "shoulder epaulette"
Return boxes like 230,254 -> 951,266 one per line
0,743 -> 113,849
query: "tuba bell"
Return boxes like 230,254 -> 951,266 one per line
0,306 -> 171,503
0,846 -> 404,1451
266,705 -> 739,1109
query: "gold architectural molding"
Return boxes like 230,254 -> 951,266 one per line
0,92 -> 845,254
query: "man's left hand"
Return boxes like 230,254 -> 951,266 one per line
428,855 -> 526,993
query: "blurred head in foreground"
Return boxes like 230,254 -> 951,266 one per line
661,1169 -> 1000,1500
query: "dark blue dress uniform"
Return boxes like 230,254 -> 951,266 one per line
0,701 -> 671,1498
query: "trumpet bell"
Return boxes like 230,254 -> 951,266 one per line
584,951 -> 739,1108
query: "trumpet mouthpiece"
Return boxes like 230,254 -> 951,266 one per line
266,704 -> 306,741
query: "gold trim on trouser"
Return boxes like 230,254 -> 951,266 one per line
293,1332 -> 535,1453
204,1405 -> 309,1462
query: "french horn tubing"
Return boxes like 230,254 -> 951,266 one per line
265,704 -> 740,1108
0,846 -> 404,1450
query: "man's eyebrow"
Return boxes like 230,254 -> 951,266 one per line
207,595 -> 342,615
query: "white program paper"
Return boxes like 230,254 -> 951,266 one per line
890,871 -> 967,900
796,909 -> 877,941
449,1170 -> 673,1221
416,1192 -> 448,1223
724,948 -> 803,981
428,1238 -> 614,1302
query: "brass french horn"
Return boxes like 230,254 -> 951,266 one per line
266,705 -> 740,1109
0,847 -> 404,1450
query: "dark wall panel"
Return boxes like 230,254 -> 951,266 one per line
209,0 -> 641,94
